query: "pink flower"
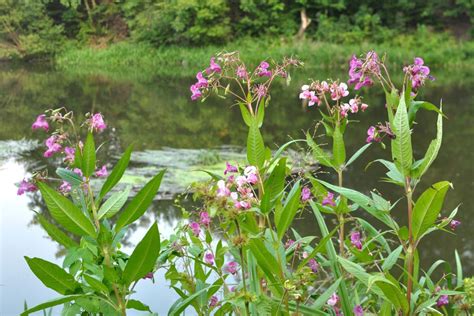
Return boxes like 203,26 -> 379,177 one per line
340,103 -> 350,118
403,57 -> 434,90
236,66 -> 248,79
142,272 -> 154,279
95,165 -> 108,177
354,305 -> 364,316
299,86 -> 320,106
189,221 -> 201,236
244,166 -> 257,176
255,84 -> 267,98
308,258 -> 319,273
32,114 -> 49,131
235,200 -> 251,210
17,179 -> 37,195
230,192 -> 239,201
209,295 -> 219,307
301,186 -> 312,202
64,147 -> 75,164
330,82 -> 349,101
190,84 -> 202,101
236,176 -> 247,187
246,173 -> 258,185
285,239 -> 295,249
44,135 -> 62,158
59,181 -> 72,193
206,57 -> 222,74
200,211 -> 211,226
216,180 -> 230,197
73,168 -> 83,177
366,126 -> 381,143
257,61 -> 272,77
436,295 -> 449,307
195,72 -> 208,88
90,113 -> 106,132
225,261 -> 238,274
348,52 -> 379,90
224,162 -> 238,175
327,293 -> 339,306
204,252 -> 215,265
322,192 -> 336,207
449,219 -> 461,231
350,231 -> 363,250
360,103 -> 368,111
349,99 -> 359,113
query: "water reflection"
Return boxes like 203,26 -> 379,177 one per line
0,64 -> 472,315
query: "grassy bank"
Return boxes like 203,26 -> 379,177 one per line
56,32 -> 473,79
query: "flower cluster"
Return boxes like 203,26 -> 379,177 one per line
19,110 -> 109,196
190,53 -> 301,111
403,57 -> 434,91
366,122 -> 395,143
348,51 -> 381,90
299,79 -> 368,119
213,163 -> 259,211
350,231 -> 363,250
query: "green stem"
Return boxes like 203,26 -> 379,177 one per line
405,176 -> 414,315
337,170 -> 345,256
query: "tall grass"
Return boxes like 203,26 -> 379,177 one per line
56,32 -> 473,80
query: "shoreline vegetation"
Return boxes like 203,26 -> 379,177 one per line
51,34 -> 474,79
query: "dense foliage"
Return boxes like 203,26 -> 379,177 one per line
18,52 -> 472,315
0,0 -> 472,59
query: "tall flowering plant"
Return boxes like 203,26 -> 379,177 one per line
20,109 -> 165,316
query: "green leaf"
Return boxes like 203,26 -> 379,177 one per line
82,133 -> 96,178
248,238 -> 283,296
247,120 -> 265,168
239,103 -> 252,127
412,181 -> 451,240
97,188 -> 130,220
275,181 -> 301,239
25,257 -> 79,295
306,132 -> 333,168
369,275 -> 409,313
37,214 -> 78,249
168,285 -> 216,316
345,143 -> 371,168
332,125 -> 346,168
408,101 -> 444,127
123,222 -> 160,285
256,98 -> 265,128
370,159 -> 404,186
382,245 -> 403,272
312,277 -> 342,308
260,158 -> 286,214
455,250 -> 463,287
391,92 -> 413,175
38,182 -> 97,237
83,275 -> 108,293
56,168 -> 83,187
99,144 -> 133,201
115,170 -> 165,232
21,295 -> 87,316
315,179 -> 395,228
412,109 -> 443,179
311,202 -> 352,315
126,299 -> 151,312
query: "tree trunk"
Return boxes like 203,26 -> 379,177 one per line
296,8 -> 311,40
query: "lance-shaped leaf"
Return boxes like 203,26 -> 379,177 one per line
275,180 -> 301,239
21,295 -> 89,316
412,108 -> 443,179
314,179 -> 396,229
332,124 -> 346,168
412,181 -> 451,240
82,133 -> 96,178
56,168 -> 83,187
97,188 -> 130,220
123,222 -> 160,285
115,170 -> 165,232
260,158 -> 286,214
37,214 -> 78,248
99,144 -> 133,201
247,119 -> 265,168
408,100 -> 444,127
306,132 -> 333,168
391,93 -> 413,176
239,103 -> 252,127
38,182 -> 97,237
248,238 -> 283,296
25,257 -> 79,295
368,275 -> 409,314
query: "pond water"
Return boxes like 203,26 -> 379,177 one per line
0,64 -> 472,315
